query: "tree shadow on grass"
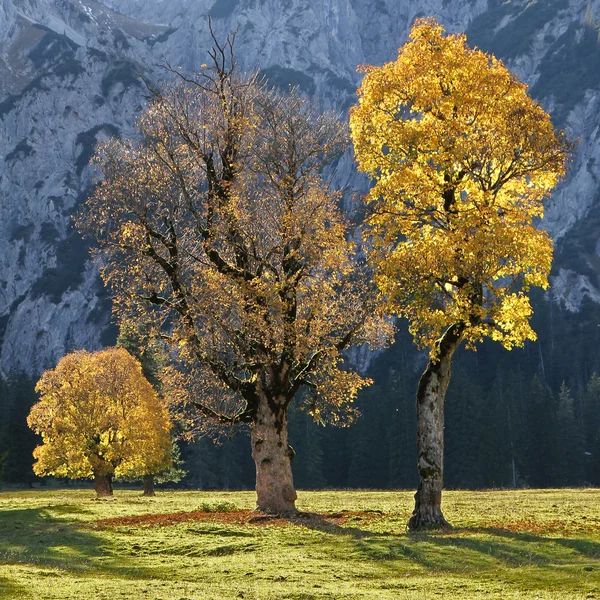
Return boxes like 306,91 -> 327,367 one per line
479,526 -> 600,559
293,513 -> 600,560
290,513 -> 600,593
46,503 -> 93,516
407,531 -> 554,569
0,575 -> 30,599
282,512 -> 376,539
409,529 -> 600,594
294,518 -> 523,570
0,507 -> 165,580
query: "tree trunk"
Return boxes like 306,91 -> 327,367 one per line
408,323 -> 464,530
142,475 -> 155,496
94,473 -> 113,497
251,394 -> 297,514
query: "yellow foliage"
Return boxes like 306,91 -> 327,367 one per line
77,72 -> 393,432
28,348 -> 172,480
350,18 -> 572,356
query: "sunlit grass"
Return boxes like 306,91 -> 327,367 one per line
0,488 -> 598,598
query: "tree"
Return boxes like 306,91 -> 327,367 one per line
444,368 -> 485,489
27,348 -> 173,497
182,437 -> 220,489
116,323 -> 184,495
1,372 -> 39,486
350,18 -> 572,528
119,441 -> 186,496
584,373 -> 600,483
288,404 -> 327,489
523,376 -> 558,487
481,369 -> 516,488
555,382 -> 584,486
117,322 -> 163,388
77,31 -> 391,513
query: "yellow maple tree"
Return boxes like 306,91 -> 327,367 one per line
350,18 -> 572,529
28,347 -> 173,497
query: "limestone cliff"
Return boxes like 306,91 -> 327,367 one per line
2,0 -> 600,373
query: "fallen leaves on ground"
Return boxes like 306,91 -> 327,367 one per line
94,509 -> 384,529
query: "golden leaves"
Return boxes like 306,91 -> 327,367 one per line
28,348 -> 173,480
350,18 -> 572,356
77,68 -> 391,433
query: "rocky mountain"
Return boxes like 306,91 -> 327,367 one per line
1,0 -> 600,374
0,0 -> 170,374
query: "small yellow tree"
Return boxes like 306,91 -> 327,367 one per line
350,18 -> 572,529
28,347 -> 173,497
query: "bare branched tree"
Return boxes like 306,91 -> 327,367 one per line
77,30 -> 392,513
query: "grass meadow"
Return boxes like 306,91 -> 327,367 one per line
0,488 -> 598,599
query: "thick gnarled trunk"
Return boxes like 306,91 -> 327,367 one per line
251,394 -> 297,514
143,475 -> 155,496
94,473 -> 113,497
408,324 -> 464,530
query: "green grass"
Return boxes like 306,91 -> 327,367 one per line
0,489 -> 599,598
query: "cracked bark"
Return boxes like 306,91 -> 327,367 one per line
93,473 -> 113,498
408,323 -> 464,530
251,393 -> 297,514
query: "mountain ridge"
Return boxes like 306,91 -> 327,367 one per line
1,0 -> 600,374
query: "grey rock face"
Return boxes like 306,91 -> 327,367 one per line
102,0 -> 486,100
0,0 -> 168,373
2,0 -> 600,374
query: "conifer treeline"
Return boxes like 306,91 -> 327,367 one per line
1,293 -> 599,490
0,372 -> 38,486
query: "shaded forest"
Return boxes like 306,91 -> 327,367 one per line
1,288 -> 599,491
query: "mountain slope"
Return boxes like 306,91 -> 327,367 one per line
2,0 -> 600,374
0,0 -> 171,373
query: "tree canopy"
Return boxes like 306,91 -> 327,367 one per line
28,347 -> 172,495
76,32 -> 391,512
350,17 -> 572,355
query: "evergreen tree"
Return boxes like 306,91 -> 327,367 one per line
154,442 -> 186,485
288,405 -> 326,489
479,372 -> 513,488
445,368 -> 485,489
182,438 -> 220,489
0,377 -> 8,482
556,383 -> 585,485
344,381 -> 393,489
346,417 -> 371,488
320,427 -> 350,488
504,372 -> 524,488
387,370 -> 418,490
116,322 -> 163,387
583,373 -> 600,484
523,377 -> 558,487
0,375 -> 7,423
3,372 -> 39,486
218,434 -> 253,490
